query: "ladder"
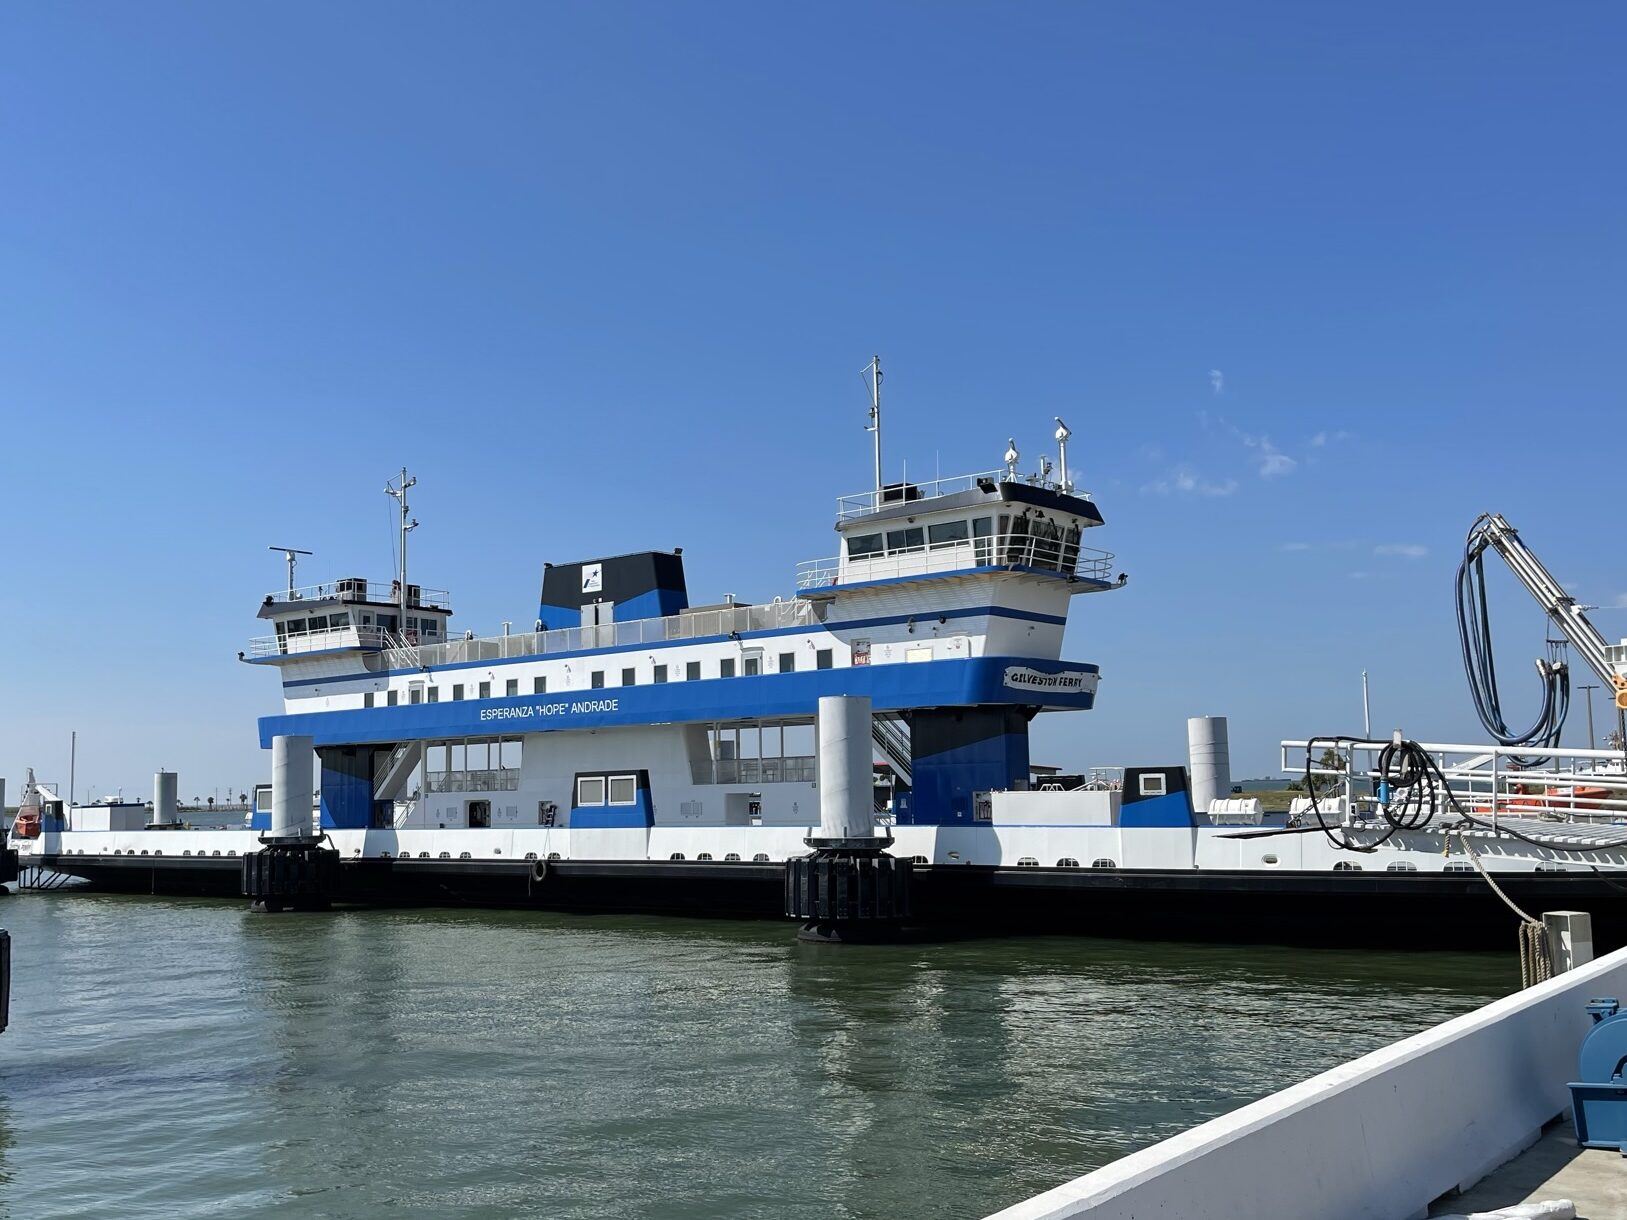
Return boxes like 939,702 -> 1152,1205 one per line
872,715 -> 912,787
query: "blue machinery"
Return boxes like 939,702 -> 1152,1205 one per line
1569,997 -> 1627,1154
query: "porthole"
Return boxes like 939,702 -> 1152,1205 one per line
696,853 -> 713,861
1017,857 -> 1039,867
1057,857 -> 1080,868
420,852 -> 431,859
1332,861 -> 1362,871
1386,861 -> 1417,872
911,855 -> 928,865
524,852 -> 537,861
458,851 -> 471,860
547,852 -> 561,861
438,852 -> 451,859
724,853 -> 741,862
753,853 -> 770,862
1090,858 -> 1117,869
1261,854 -> 1279,866
670,853 -> 685,861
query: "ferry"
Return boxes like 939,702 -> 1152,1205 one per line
13,377 -> 1627,946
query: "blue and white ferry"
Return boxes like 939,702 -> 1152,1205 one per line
16,383 -> 1627,946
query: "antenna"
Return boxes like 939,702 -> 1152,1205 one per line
1054,417 -> 1072,492
384,468 -> 419,630
268,546 -> 313,599
863,355 -> 883,503
1004,438 -> 1020,481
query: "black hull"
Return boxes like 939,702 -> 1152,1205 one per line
29,853 -> 1627,949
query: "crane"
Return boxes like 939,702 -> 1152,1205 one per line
1458,514 -> 1627,758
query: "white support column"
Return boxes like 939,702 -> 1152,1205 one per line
1187,716 -> 1232,814
270,735 -> 315,840
817,695 -> 875,842
151,771 -> 178,826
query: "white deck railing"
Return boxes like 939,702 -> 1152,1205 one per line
264,579 -> 452,609
835,469 -> 1093,521
797,534 -> 1115,591
1280,738 -> 1627,825
401,599 -> 822,669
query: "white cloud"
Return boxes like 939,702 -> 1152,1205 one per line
1310,429 -> 1353,448
1238,432 -> 1296,478
1142,466 -> 1238,497
1209,369 -> 1224,395
1375,543 -> 1428,559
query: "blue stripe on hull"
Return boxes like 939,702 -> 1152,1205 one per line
259,655 -> 1098,747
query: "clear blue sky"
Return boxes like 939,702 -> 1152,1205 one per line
4,2 -> 1624,803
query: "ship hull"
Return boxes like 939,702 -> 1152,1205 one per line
27,852 -> 1627,950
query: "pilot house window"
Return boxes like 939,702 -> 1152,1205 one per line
886,527 -> 925,553
847,533 -> 884,559
929,520 -> 970,546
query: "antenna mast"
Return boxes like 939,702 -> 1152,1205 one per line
269,545 -> 313,599
384,468 -> 419,630
864,355 -> 883,503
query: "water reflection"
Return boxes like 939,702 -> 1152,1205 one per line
0,898 -> 1511,1220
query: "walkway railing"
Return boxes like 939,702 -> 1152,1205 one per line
264,579 -> 451,609
401,599 -> 822,669
1280,739 -> 1627,825
835,469 -> 1093,521
797,534 -> 1115,591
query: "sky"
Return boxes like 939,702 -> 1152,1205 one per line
3,2 -> 1624,803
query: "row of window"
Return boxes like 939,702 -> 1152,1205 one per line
364,649 -> 837,707
278,612 -> 443,638
848,516 -> 995,559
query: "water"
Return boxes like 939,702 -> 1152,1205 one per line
0,894 -> 1514,1219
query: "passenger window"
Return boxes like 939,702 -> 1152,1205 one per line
591,671 -> 605,689
621,667 -> 635,686
506,679 -> 518,696
478,681 -> 491,699
608,775 -> 637,805
720,658 -> 736,678
533,676 -> 547,694
653,665 -> 668,683
386,690 -> 398,707
453,683 -> 465,700
816,649 -> 833,670
576,776 -> 606,806
686,661 -> 701,681
779,652 -> 795,672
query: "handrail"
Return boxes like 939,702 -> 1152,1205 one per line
1279,738 -> 1627,826
264,579 -> 452,609
399,599 -> 822,670
797,534 -> 1116,591
836,469 -> 1093,521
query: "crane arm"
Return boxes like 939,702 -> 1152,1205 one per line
1469,513 -> 1627,708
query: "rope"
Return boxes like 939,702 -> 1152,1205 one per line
1454,829 -> 1552,987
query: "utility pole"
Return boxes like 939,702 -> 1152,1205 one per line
1580,684 -> 1599,750
1362,670 -> 1371,740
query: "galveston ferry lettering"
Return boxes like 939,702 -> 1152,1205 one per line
1002,666 -> 1090,693
480,697 -> 620,722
